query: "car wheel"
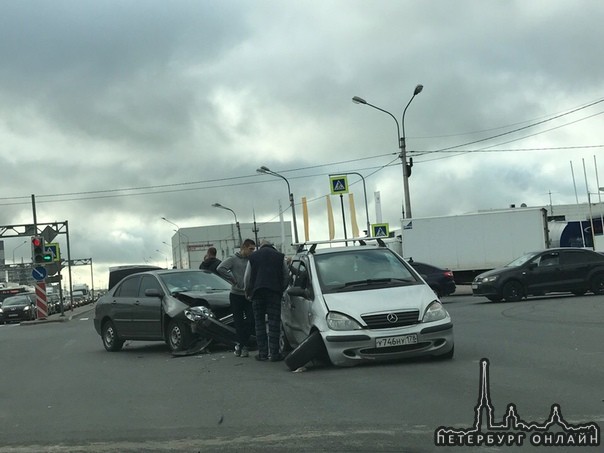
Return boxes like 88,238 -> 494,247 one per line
279,322 -> 292,355
502,281 -> 523,302
284,330 -> 326,371
590,273 -> 604,295
102,321 -> 124,352
167,319 -> 193,352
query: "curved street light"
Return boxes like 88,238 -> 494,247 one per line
212,203 -> 243,246
353,84 -> 423,219
256,166 -> 299,243
11,240 -> 28,263
161,217 -> 183,268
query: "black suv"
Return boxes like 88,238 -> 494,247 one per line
472,247 -> 604,302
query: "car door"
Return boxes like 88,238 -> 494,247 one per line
130,274 -> 164,339
110,275 -> 141,337
558,250 -> 591,290
283,259 -> 314,346
523,251 -> 563,294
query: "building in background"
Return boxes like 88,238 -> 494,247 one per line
168,221 -> 295,269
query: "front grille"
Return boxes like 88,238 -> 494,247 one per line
361,310 -> 420,329
360,342 -> 430,354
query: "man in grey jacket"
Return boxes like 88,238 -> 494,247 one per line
216,239 -> 256,357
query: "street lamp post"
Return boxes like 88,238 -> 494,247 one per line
329,172 -> 371,236
212,203 -> 243,246
353,84 -> 423,219
11,240 -> 28,263
161,217 -> 183,268
256,166 -> 299,243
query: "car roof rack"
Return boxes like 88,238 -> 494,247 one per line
293,237 -> 388,254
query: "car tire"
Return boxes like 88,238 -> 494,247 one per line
284,330 -> 325,371
502,281 -> 523,302
590,273 -> 604,295
167,319 -> 193,352
102,321 -> 124,352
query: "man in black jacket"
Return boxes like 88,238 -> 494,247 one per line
199,247 -> 221,273
244,240 -> 289,361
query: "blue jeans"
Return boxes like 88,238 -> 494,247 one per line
252,289 -> 282,358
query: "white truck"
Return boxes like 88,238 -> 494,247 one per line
400,208 -> 550,283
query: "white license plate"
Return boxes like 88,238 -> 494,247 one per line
376,334 -> 418,348
471,284 -> 478,289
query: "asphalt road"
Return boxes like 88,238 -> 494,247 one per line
0,291 -> 602,452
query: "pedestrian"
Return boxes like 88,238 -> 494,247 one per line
216,239 -> 256,358
244,240 -> 290,362
199,247 -> 221,273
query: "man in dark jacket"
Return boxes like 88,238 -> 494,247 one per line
244,240 -> 289,361
199,247 -> 221,273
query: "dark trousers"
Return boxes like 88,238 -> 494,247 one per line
230,293 -> 255,348
252,289 -> 282,358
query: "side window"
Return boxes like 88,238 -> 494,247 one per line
114,276 -> 141,297
538,253 -> 559,267
291,261 -> 309,288
139,275 -> 162,297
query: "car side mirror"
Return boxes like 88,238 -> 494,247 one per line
287,286 -> 308,298
145,288 -> 164,298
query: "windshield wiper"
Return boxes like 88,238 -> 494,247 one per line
343,278 -> 412,288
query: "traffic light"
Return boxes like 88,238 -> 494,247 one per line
31,236 -> 52,263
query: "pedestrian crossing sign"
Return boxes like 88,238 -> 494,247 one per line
371,223 -> 390,237
330,175 -> 349,195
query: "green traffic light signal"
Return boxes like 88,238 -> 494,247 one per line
43,252 -> 53,262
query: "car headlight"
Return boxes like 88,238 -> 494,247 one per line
480,276 -> 498,283
326,311 -> 362,331
184,306 -> 214,322
24,306 -> 30,311
422,301 -> 448,323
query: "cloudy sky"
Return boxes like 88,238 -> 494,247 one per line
1,1 -> 603,287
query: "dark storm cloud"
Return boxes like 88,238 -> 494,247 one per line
1,0 -> 603,285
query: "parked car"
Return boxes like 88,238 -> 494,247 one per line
281,240 -> 454,370
94,269 -> 232,353
471,247 -> 604,302
408,260 -> 456,297
0,293 -> 37,323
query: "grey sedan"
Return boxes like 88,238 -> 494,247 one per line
94,269 -> 231,353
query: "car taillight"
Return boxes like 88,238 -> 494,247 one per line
444,271 -> 454,278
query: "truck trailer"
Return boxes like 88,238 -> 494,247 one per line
400,208 -> 550,283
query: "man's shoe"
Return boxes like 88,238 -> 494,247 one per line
241,347 -> 249,358
255,354 -> 268,361
269,354 -> 284,362
234,344 -> 241,357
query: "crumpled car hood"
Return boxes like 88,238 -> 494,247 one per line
164,290 -> 231,317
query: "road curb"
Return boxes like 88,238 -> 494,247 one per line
18,305 -> 95,326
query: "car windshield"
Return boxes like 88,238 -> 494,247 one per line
159,271 -> 231,294
505,252 -> 540,267
3,296 -> 31,307
314,249 -> 419,293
